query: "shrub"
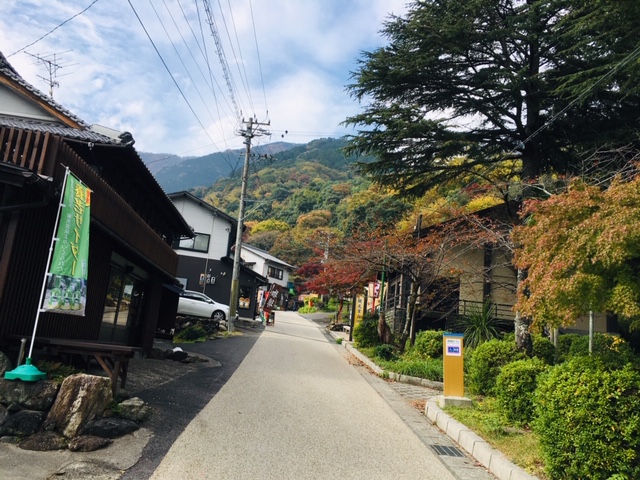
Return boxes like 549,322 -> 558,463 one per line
174,325 -> 207,342
374,344 -> 396,361
557,332 -> 635,367
353,313 -> 380,348
412,329 -> 444,359
534,357 -> 640,479
495,358 -> 548,426
467,338 -> 525,396
449,301 -> 511,348
532,334 -> 556,365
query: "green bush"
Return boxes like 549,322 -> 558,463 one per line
174,325 -> 207,343
467,338 -> 526,396
374,344 -> 396,361
557,333 -> 636,367
353,313 -> 380,348
449,301 -> 511,348
532,334 -> 556,365
534,357 -> 640,479
412,329 -> 444,359
495,358 -> 548,426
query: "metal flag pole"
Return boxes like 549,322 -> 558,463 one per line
4,166 -> 71,381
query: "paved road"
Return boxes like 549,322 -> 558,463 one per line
150,311 -> 492,480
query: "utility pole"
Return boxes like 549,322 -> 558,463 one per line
228,117 -> 270,331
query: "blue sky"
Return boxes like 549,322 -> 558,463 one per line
1,0 -> 408,156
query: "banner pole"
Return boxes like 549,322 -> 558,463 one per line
27,166 -> 71,359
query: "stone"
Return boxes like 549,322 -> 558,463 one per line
0,403 -> 7,425
0,351 -> 12,376
168,350 -> 188,362
68,434 -> 112,452
81,418 -> 139,439
7,402 -> 20,413
0,378 -> 60,411
148,348 -> 165,360
118,397 -> 151,423
0,410 -> 45,436
18,430 -> 67,451
44,374 -> 113,438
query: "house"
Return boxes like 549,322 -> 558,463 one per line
167,191 -> 267,321
0,52 -> 192,359
237,244 -> 295,310
383,202 -> 616,337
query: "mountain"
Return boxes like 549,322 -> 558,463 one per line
139,142 -> 299,193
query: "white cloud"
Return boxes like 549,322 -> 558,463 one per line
1,0 -> 407,155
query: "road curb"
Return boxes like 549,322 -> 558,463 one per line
332,332 -> 539,480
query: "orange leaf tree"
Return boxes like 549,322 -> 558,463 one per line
513,176 -> 640,334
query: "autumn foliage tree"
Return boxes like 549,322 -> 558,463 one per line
302,258 -> 373,323
512,176 -> 640,336
342,216 -> 486,350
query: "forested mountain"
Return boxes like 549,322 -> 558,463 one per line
141,137 -> 411,267
140,142 -> 297,193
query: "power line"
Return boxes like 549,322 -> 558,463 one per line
127,0 -> 229,164
249,0 -> 269,117
201,0 -> 241,121
8,0 -> 100,58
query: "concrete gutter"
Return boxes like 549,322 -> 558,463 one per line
329,331 -> 539,480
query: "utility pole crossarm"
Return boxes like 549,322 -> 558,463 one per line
228,117 -> 270,331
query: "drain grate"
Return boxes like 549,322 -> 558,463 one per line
432,444 -> 464,457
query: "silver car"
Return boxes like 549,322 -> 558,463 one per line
178,290 -> 229,321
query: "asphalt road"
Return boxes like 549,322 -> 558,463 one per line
148,311 -> 487,480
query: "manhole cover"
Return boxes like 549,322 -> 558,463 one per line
432,444 -> 464,457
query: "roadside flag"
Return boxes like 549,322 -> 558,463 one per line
42,171 -> 91,316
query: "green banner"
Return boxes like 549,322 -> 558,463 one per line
43,173 -> 91,315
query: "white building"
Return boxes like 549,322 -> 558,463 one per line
169,191 -> 267,317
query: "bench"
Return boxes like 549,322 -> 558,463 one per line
13,336 -> 140,396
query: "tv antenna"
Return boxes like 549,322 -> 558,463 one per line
25,50 -> 76,98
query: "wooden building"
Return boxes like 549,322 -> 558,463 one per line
0,52 -> 192,357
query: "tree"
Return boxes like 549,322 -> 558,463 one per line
302,258 -> 373,323
342,217 -> 484,350
343,0 -> 640,197
512,176 -> 640,335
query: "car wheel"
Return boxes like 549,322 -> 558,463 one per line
212,310 -> 226,321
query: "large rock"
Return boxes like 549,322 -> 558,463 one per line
0,378 -> 60,411
68,434 -> 112,452
18,430 -> 67,451
0,409 -> 45,436
0,351 -> 12,376
118,397 -> 151,423
81,418 -> 139,438
44,374 -> 112,438
0,404 -> 7,425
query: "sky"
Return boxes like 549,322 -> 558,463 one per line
0,0 -> 408,157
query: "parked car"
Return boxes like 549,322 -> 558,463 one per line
178,290 -> 229,321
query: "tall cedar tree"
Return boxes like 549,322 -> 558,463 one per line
343,0 -> 640,350
343,0 -> 640,196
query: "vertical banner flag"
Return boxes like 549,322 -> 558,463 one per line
43,173 -> 91,316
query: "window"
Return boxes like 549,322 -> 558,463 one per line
175,232 -> 210,252
267,266 -> 283,280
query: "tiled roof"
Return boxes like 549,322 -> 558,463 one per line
0,116 -> 117,144
0,51 -> 91,130
242,244 -> 295,269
